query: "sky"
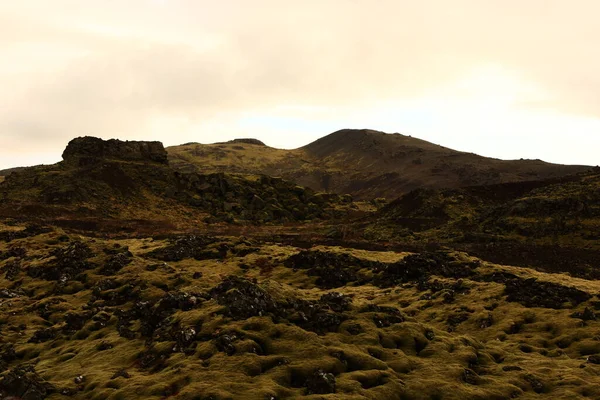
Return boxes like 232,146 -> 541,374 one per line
1,0 -> 600,169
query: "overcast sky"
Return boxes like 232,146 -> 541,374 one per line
2,0 -> 600,169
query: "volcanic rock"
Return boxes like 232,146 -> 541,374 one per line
62,136 -> 168,166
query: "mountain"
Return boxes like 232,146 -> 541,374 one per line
0,137 -> 358,231
168,129 -> 590,200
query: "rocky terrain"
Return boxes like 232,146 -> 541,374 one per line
3,223 -> 600,400
1,132 -> 599,399
167,129 -> 589,200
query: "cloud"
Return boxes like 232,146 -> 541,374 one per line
1,0 -> 599,169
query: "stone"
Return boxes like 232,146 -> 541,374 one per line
305,370 -> 336,394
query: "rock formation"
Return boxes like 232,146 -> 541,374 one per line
62,137 -> 168,166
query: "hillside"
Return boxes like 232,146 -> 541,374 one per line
0,137 -> 358,230
0,167 -> 27,184
363,169 -> 600,278
0,167 -> 26,177
167,129 -> 589,200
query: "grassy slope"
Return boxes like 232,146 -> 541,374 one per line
0,159 -> 359,228
167,130 -> 589,200
1,224 -> 600,399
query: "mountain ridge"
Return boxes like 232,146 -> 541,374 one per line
168,129 -> 590,200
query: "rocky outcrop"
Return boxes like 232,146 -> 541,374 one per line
62,137 -> 168,166
227,138 -> 266,146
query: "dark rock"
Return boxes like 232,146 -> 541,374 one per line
27,241 -> 94,282
157,291 -> 200,312
153,322 -> 199,353
0,364 -> 55,400
305,370 -> 336,394
476,271 -> 519,284
0,345 -> 16,364
116,291 -> 200,340
287,298 -> 347,335
571,307 -> 597,321
214,332 -> 240,356
63,311 -> 93,333
462,369 -> 480,385
62,136 -> 168,166
100,251 -> 132,275
28,328 -> 57,344
345,323 -> 364,335
0,288 -> 23,299
0,345 -> 16,373
137,348 -> 168,371
211,276 -> 277,319
0,246 -> 27,260
111,369 -> 130,380
226,138 -> 266,146
284,251 -> 378,288
91,312 -> 111,330
478,313 -> 494,329
319,292 -> 352,312
0,225 -> 52,243
172,327 -> 198,352
524,374 -> 546,394
374,252 -> 477,288
91,280 -> 139,307
505,278 -> 591,309
1,259 -> 21,280
587,355 -> 600,365
97,341 -> 113,351
447,312 -> 470,332
146,235 -> 219,261
59,388 -> 78,396
360,305 -> 405,328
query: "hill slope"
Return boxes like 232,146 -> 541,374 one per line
0,137 -> 357,230
168,129 -> 589,200
364,168 -> 600,278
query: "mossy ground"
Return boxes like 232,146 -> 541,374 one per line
2,223 -> 600,399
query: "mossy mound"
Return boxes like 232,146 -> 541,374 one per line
2,225 -> 600,399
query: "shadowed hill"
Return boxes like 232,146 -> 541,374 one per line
168,129 -> 589,200
365,169 -> 600,278
0,137 -> 358,228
